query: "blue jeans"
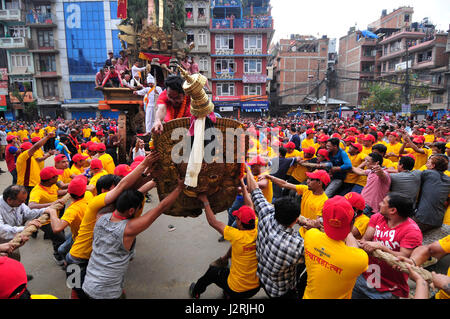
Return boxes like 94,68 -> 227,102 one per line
351,275 -> 394,299
351,184 -> 364,194
58,232 -> 74,259
227,196 -> 244,227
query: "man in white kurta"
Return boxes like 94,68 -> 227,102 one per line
133,75 -> 162,134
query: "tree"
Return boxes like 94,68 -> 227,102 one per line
361,83 -> 401,112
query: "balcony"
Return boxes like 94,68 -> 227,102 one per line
210,17 -> 273,31
215,48 -> 234,56
0,9 -> 21,21
0,36 -> 29,49
214,71 -> 236,80
378,30 -> 425,45
29,39 -> 59,53
26,13 -> 57,27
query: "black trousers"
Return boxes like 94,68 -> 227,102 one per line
193,266 -> 260,299
39,223 -> 66,255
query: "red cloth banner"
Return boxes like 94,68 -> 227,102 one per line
117,0 -> 127,19
138,52 -> 173,66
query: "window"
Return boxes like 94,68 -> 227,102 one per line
418,51 -> 432,63
198,29 -> 207,46
199,57 -> 208,71
198,7 -> 206,19
215,59 -> 235,73
8,25 -> 28,38
185,3 -> 193,20
216,34 -> 234,50
432,94 -> 443,104
244,84 -> 261,96
186,30 -> 194,43
11,53 -> 31,67
404,14 -> 410,22
244,34 -> 262,50
37,30 -> 54,47
38,54 -> 56,72
244,59 -> 262,73
42,79 -> 58,97
216,82 -> 235,96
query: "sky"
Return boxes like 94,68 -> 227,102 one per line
270,0 -> 450,46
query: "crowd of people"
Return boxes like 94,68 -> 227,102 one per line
0,99 -> 449,299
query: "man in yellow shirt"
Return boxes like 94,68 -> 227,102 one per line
66,153 -> 158,299
16,133 -> 54,199
342,143 -> 366,194
88,159 -> 108,194
54,154 -> 71,190
31,126 -> 44,139
385,132 -> 402,163
82,124 -> 92,141
265,170 -> 330,238
17,125 -> 29,142
303,196 -> 368,299
28,166 -> 67,265
96,143 -> 115,174
70,154 -> 88,178
361,134 -> 375,155
301,129 -> 316,150
424,126 -> 435,146
31,137 -> 53,171
399,132 -> 432,170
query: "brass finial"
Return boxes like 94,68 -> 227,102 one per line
177,65 -> 194,84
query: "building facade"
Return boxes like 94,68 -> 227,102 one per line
209,0 -> 274,118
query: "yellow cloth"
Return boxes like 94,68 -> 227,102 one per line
405,148 -> 432,170
98,153 -> 116,174
296,185 -> 328,237
33,148 -> 45,170
88,169 -> 108,194
91,136 -> 101,144
31,294 -> 58,299
303,229 -> 369,299
29,184 -> 59,225
17,130 -> 29,141
61,192 -> 93,241
256,172 -> 272,204
361,146 -> 372,155
424,134 -> 435,144
386,143 -> 402,162
44,126 -> 56,134
301,138 -> 315,150
382,158 -> 397,169
69,192 -> 107,260
224,220 -> 259,293
434,235 -> 450,299
16,150 -> 41,187
286,149 -> 301,177
289,151 -> 308,183
70,164 -> 85,177
353,214 -> 370,238
58,168 -> 72,184
344,152 -> 366,184
31,131 -> 44,139
82,128 -> 92,139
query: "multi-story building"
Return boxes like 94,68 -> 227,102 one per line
271,35 -> 330,114
209,0 -> 274,118
184,1 -> 211,86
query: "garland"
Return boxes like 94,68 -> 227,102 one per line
169,95 -> 189,120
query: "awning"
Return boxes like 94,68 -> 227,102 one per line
62,103 -> 98,109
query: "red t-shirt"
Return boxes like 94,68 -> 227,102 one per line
363,213 -> 422,298
156,90 -> 191,122
5,144 -> 18,172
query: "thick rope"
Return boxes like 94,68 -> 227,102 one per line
8,193 -> 72,249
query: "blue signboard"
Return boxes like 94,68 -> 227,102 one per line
240,101 -> 269,112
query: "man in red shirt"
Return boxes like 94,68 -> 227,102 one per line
352,192 -> 422,299
101,66 -> 123,88
152,75 -> 191,134
5,135 -> 21,184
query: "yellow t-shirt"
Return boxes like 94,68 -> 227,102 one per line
91,136 -> 101,144
255,172 -> 272,204
424,134 -> 435,144
69,192 -> 107,260
303,228 -> 369,299
31,294 -> 58,299
290,151 -> 309,183
386,143 -> 403,162
224,221 -> 259,293
31,130 -> 44,139
98,153 -> 116,175
70,164 -> 85,177
18,130 -> 29,141
301,138 -> 315,150
361,146 -> 372,155
82,128 -> 92,139
29,184 -> 59,225
353,214 -> 370,238
16,150 -> 41,187
434,235 -> 450,300
61,192 -> 94,241
33,148 -> 45,170
44,126 -> 56,134
58,168 -> 72,184
382,158 -> 397,169
286,149 -> 301,177
296,185 -> 328,237
405,148 -> 432,170
344,152 -> 366,184
89,169 -> 108,190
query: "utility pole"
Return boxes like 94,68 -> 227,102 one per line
324,67 -> 329,120
404,41 -> 411,116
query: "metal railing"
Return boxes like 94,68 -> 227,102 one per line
0,36 -> 28,48
0,9 -> 21,21
211,17 -> 273,30
26,12 -> 56,25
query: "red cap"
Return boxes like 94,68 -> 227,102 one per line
331,133 -> 341,139
344,192 -> 365,211
68,176 -> 88,197
133,155 -> 145,163
0,256 -> 28,299
40,166 -> 63,180
370,126 -> 377,131
130,161 -> 141,170
427,126 -> 435,131
90,158 -> 103,170
20,142 -> 33,150
346,127 -> 359,133
344,136 -> 356,143
232,205 -> 256,224
303,146 -> 316,154
31,137 -> 41,143
248,156 -> 267,166
317,148 -> 330,161
403,153 -> 416,161
389,132 -> 399,138
306,129 -> 315,135
318,135 -> 329,143
284,142 -> 295,149
114,164 -> 131,177
377,132 -> 384,138
362,134 -> 375,142
350,142 -> 363,153
306,169 -> 330,186
96,143 -> 106,152
412,137 -> 424,144
418,128 -> 426,133
322,196 -> 355,241
72,153 -> 89,163
96,130 -> 104,136
80,143 -> 87,149
54,154 -> 67,163
88,143 -> 97,152
6,135 -> 17,142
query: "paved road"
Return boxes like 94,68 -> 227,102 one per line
0,158 -> 267,299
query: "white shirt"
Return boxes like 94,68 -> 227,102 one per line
136,86 -> 163,133
132,147 -> 146,160
131,65 -> 146,78
0,131 -> 7,146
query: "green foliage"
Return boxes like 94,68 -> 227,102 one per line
154,0 -> 185,33
361,83 -> 402,112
